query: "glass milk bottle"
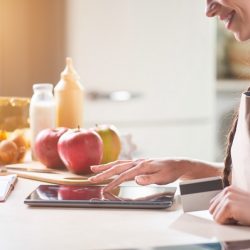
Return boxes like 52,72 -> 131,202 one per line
54,57 -> 84,128
29,83 -> 56,159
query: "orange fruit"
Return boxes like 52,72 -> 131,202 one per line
0,130 -> 7,142
0,140 -> 19,164
9,131 -> 28,162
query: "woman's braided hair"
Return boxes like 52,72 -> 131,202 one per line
223,112 -> 238,186
223,87 -> 250,186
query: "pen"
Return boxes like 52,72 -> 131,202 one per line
0,174 -> 18,202
10,174 -> 18,188
6,175 -> 18,201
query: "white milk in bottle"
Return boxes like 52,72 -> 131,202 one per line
54,57 -> 84,128
29,83 -> 56,159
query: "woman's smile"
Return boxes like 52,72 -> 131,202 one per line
206,2 -> 237,31
221,10 -> 235,29
206,0 -> 250,41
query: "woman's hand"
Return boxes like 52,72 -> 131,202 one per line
88,158 -> 188,192
209,186 -> 250,226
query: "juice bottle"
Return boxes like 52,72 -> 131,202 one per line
54,58 -> 84,128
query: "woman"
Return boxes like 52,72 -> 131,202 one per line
89,0 -> 250,226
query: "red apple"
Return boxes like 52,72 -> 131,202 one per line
35,127 -> 68,169
58,186 -> 103,200
93,124 -> 121,164
58,128 -> 103,174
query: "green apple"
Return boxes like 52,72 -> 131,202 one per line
94,125 -> 121,164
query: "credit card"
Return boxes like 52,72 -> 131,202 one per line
179,176 -> 224,212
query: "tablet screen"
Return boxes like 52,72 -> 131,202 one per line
24,185 -> 176,209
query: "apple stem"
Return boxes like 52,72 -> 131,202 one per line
77,125 -> 80,131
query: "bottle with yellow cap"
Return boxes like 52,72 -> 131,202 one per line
54,57 -> 84,128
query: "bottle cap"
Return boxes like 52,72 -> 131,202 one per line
61,57 -> 80,81
33,83 -> 53,92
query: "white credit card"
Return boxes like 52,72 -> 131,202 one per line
179,176 -> 224,212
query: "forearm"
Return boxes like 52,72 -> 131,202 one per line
177,158 -> 224,180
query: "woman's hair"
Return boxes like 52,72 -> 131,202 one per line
223,87 -> 250,186
223,112 -> 238,186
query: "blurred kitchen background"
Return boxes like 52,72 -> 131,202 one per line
1,0 -> 250,162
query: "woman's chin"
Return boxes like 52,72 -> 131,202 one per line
233,31 -> 250,42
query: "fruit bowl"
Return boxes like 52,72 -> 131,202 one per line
0,97 -> 30,132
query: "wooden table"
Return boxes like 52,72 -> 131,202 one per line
1,178 -> 250,250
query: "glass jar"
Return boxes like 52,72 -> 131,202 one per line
29,83 -> 56,159
0,97 -> 30,132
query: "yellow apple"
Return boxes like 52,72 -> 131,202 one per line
94,125 -> 121,164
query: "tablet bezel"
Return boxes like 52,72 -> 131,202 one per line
24,185 -> 176,209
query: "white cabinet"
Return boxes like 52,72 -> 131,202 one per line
119,123 -> 215,159
66,0 -> 216,160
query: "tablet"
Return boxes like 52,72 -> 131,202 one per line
115,239 -> 250,249
24,185 -> 176,209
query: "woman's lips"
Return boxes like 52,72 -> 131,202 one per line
221,10 -> 236,29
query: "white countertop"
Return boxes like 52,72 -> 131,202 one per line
1,178 -> 250,250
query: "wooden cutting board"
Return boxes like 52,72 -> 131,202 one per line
0,162 -> 110,186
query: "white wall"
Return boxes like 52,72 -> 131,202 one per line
66,0 -> 217,160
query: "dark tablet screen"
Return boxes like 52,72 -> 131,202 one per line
24,185 -> 176,209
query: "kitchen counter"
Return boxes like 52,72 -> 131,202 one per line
1,178 -> 250,250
